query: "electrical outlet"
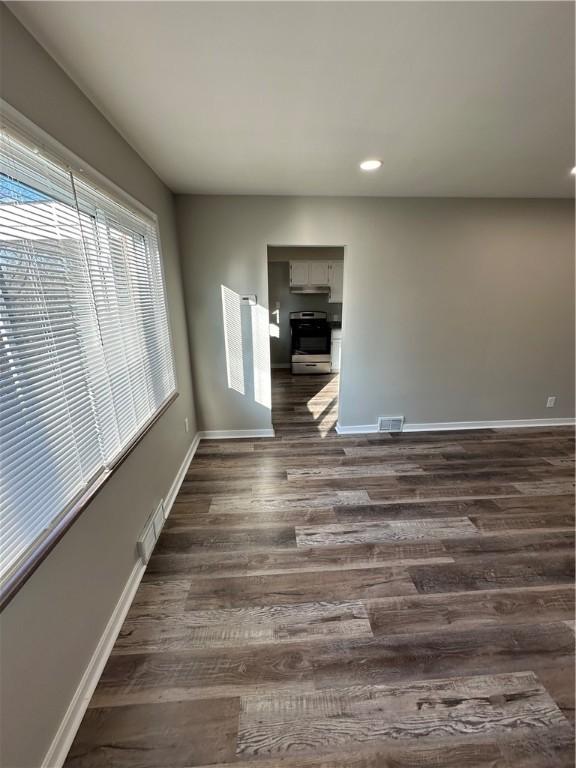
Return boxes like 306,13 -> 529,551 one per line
184,417 -> 189,432
546,396 -> 556,408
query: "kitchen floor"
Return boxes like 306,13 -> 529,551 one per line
65,373 -> 575,767
272,369 -> 340,437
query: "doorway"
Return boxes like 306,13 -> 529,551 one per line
267,246 -> 344,437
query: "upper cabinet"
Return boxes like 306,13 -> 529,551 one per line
289,260 -> 343,302
308,261 -> 330,286
289,261 -> 311,286
289,260 -> 330,287
328,261 -> 344,303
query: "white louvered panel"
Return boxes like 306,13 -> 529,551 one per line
74,175 -> 176,458
0,119 -> 176,587
0,134 -> 103,578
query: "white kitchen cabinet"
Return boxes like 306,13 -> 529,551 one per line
289,261 -> 310,286
328,261 -> 344,303
290,260 -> 343,296
290,260 -> 331,287
331,329 -> 342,372
308,261 -> 330,285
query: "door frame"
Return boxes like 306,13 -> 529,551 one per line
265,243 -> 347,426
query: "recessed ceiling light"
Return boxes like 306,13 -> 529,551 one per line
360,159 -> 382,172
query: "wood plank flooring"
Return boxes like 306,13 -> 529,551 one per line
65,371 -> 576,767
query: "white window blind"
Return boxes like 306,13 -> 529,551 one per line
0,119 -> 176,589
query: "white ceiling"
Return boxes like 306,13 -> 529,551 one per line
10,1 -> 575,197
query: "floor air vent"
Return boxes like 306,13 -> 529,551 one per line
377,416 -> 405,433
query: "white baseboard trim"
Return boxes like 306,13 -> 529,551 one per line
336,423 -> 379,435
41,432 -> 201,768
337,417 -> 575,435
271,363 -> 290,369
403,417 -> 575,432
164,432 -> 201,511
198,428 -> 275,439
41,560 -> 145,768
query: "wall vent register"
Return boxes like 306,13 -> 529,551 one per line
137,500 -> 166,564
377,416 -> 405,433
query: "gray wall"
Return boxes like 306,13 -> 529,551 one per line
0,7 -> 197,767
268,250 -> 343,365
177,195 -> 574,430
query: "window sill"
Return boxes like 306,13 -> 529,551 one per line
0,391 -> 179,612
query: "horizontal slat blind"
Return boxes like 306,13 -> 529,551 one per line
0,120 -> 176,587
74,177 -> 176,460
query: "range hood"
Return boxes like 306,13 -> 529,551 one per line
290,285 -> 330,294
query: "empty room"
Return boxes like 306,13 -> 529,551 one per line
0,2 -> 575,767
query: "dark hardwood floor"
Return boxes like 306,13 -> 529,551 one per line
66,371 -> 575,767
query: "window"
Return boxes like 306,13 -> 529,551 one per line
0,119 -> 176,596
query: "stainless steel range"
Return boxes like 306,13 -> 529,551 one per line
289,311 -> 331,374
